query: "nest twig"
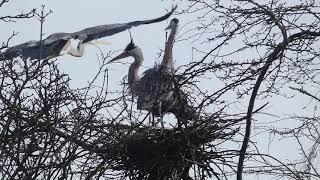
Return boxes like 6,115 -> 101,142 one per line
93,117 -> 237,180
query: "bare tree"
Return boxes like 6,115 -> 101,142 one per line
176,0 -> 320,179
1,0 -> 320,180
0,1 -> 241,180
0,0 -> 34,52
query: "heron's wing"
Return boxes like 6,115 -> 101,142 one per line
1,41 -> 38,60
2,37 -> 70,60
42,32 -> 73,45
137,67 -> 174,110
73,5 -> 177,43
73,23 -> 128,43
127,5 -> 177,26
1,6 -> 177,60
1,32 -> 74,60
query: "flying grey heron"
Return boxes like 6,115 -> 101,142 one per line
1,6 -> 177,61
108,18 -> 179,127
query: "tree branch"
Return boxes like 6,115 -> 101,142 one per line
289,87 -> 320,102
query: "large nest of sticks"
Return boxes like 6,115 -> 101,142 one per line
84,79 -> 239,180
97,118 -> 237,180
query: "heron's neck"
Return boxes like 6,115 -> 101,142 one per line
162,25 -> 178,70
128,55 -> 144,86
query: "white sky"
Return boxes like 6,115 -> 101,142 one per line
1,0 -> 193,89
0,1 -> 316,179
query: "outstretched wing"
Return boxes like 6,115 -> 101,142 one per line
127,5 -> 177,26
1,36 -> 70,60
1,6 -> 177,61
73,5 -> 177,43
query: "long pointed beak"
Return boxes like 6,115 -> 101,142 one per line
107,51 -> 130,64
165,24 -> 172,30
89,39 -> 111,45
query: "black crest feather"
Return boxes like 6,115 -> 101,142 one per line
125,39 -> 136,51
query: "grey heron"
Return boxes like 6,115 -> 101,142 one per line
108,18 -> 179,127
1,6 -> 177,61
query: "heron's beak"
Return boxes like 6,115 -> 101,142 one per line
165,23 -> 172,30
107,51 -> 130,64
89,39 -> 111,45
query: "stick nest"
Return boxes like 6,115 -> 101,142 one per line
97,119 -> 237,180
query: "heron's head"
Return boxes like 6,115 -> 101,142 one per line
165,18 -> 179,30
108,40 -> 143,63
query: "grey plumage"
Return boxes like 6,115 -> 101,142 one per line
108,18 -> 179,117
1,6 -> 177,61
74,6 -> 177,44
136,66 -> 174,115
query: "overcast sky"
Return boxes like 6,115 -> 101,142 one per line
1,0 -> 193,88
0,1 -> 314,179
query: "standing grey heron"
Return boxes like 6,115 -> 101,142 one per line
1,6 -> 177,61
108,18 -> 179,127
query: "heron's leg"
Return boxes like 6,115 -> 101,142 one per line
158,102 -> 164,129
160,116 -> 164,129
158,102 -> 162,116
149,114 -> 156,127
148,114 -> 153,127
